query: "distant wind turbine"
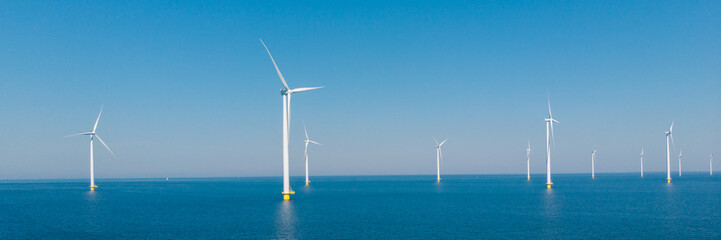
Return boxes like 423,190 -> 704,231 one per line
640,147 -> 645,178
665,121 -> 676,183
66,106 -> 115,191
591,147 -> 597,179
261,39 -> 323,201
526,142 -> 531,181
544,97 -> 559,188
303,123 -> 321,185
710,154 -> 714,176
434,137 -> 448,182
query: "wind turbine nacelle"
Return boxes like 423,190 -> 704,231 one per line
280,89 -> 289,95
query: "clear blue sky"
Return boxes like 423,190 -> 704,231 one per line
0,1 -> 719,179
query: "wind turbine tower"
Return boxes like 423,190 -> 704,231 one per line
544,97 -> 559,188
678,150 -> 683,177
640,147 -> 645,178
591,148 -> 597,179
526,142 -> 531,181
261,39 -> 323,200
67,106 -> 115,191
665,122 -> 675,183
434,138 -> 448,182
303,124 -> 321,185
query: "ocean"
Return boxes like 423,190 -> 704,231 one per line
1,173 -> 719,239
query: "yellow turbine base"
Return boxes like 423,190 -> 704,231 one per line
592,176 -> 595,179
282,188 -> 295,201
667,179 -> 671,183
546,184 -> 552,189
90,187 -> 95,191
437,178 -> 441,182
527,177 -> 530,181
305,181 -> 309,185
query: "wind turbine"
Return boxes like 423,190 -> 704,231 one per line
665,121 -> 676,183
544,97 -> 559,188
434,137 -> 448,182
640,147 -> 645,178
710,154 -> 714,176
66,106 -> 115,191
591,147 -> 597,179
303,123 -> 321,185
261,39 -> 323,201
526,142 -> 531,181
678,150 -> 683,177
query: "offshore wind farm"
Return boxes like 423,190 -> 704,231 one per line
1,1 -> 720,239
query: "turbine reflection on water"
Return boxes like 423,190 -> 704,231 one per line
275,201 -> 297,240
83,190 -> 101,232
541,188 -> 560,237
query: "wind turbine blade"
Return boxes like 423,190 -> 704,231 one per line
439,147 -> 443,164
670,133 -> 676,153
304,122 -> 309,140
93,105 -> 103,132
309,140 -> 322,145
439,138 -> 448,147
65,132 -> 93,137
669,121 -> 674,133
528,141 -> 532,154
304,142 -> 309,162
291,86 -> 324,93
433,137 -> 439,145
259,39 -> 290,90
94,135 -> 115,157
547,96 -> 553,119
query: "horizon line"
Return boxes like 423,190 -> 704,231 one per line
1,171 -> 713,182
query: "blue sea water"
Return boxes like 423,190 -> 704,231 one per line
1,173 -> 720,239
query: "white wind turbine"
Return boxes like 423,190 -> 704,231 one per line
640,147 -> 645,178
434,137 -> 448,182
67,106 -> 115,191
678,150 -> 683,177
665,121 -> 676,183
261,39 -> 323,201
526,142 -> 532,181
710,154 -> 713,176
591,147 -> 597,179
303,123 -> 321,185
544,97 -> 559,188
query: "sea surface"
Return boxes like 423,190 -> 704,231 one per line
1,173 -> 720,239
